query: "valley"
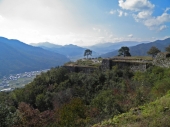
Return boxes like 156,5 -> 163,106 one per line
0,69 -> 49,92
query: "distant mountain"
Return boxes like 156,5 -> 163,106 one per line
86,41 -> 146,54
32,43 -> 99,61
101,38 -> 170,58
55,44 -> 86,57
0,37 -> 70,77
31,42 -> 62,49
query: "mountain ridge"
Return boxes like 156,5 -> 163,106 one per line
31,43 -> 98,61
86,41 -> 148,54
32,41 -> 146,60
0,37 -> 70,77
101,38 -> 170,58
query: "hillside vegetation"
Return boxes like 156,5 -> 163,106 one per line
94,91 -> 170,127
1,61 -> 170,126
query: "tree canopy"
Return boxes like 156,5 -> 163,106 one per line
165,45 -> 170,52
84,49 -> 92,58
1,64 -> 170,126
118,46 -> 131,57
147,46 -> 161,57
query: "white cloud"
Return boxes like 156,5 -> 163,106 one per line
137,10 -> 152,19
0,0 -> 168,46
157,13 -> 170,23
118,0 -> 154,11
93,27 -> 101,32
109,9 -> 128,17
118,0 -> 170,31
132,14 -> 140,22
109,10 -> 116,15
124,12 -> 128,16
159,25 -> 168,31
163,36 -> 170,39
0,0 -> 80,43
0,0 -> 111,46
0,15 -> 4,22
165,8 -> 170,13
117,10 -> 123,17
128,34 -> 133,38
144,13 -> 170,27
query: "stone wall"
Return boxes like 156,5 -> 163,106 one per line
152,52 -> 170,68
100,59 -> 112,71
63,65 -> 97,73
101,58 -> 151,72
64,58 -> 152,73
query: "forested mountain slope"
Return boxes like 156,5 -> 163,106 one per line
0,37 -> 69,77
94,91 -> 170,127
1,64 -> 170,126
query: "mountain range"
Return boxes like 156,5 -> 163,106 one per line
1,36 -> 170,77
0,37 -> 69,77
31,42 -> 62,49
31,42 -> 100,61
31,41 -> 146,60
32,43 -> 87,61
101,38 -> 170,58
86,41 -> 147,54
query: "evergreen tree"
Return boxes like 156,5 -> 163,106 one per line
118,46 -> 131,57
165,45 -> 170,52
147,46 -> 160,57
84,49 -> 92,58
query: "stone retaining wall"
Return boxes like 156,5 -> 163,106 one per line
63,65 -> 97,73
101,59 -> 151,71
64,58 -> 152,73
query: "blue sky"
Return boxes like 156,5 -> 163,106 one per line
0,0 -> 169,46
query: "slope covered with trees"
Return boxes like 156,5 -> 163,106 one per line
95,90 -> 170,127
1,62 -> 170,126
0,37 -> 70,77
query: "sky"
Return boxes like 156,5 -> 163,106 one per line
0,0 -> 170,46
